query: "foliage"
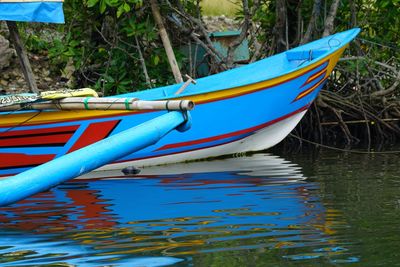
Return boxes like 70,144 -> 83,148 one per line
20,0 -> 185,95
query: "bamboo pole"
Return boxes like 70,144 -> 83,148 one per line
6,21 -> 39,94
150,0 -> 183,84
0,98 -> 195,111
175,74 -> 196,95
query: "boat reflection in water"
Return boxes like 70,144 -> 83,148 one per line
0,153 -> 357,266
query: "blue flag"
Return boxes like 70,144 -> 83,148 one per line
0,0 -> 64,23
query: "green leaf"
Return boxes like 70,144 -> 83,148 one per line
68,40 -> 80,47
117,5 -> 124,18
123,3 -> 131,12
153,55 -> 160,65
87,0 -> 99,7
99,0 -> 107,13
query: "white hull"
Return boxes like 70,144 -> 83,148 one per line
94,110 -> 307,172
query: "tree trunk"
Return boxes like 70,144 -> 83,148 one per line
150,0 -> 183,83
349,0 -> 357,28
323,0 -> 340,37
6,21 -> 39,94
274,0 -> 288,52
301,0 -> 321,44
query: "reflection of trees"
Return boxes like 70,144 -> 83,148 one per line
303,149 -> 400,265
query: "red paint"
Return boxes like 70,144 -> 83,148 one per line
0,133 -> 74,148
301,69 -> 327,87
68,120 -> 119,152
0,125 -> 78,148
0,153 -> 55,169
294,77 -> 327,102
0,125 -> 78,138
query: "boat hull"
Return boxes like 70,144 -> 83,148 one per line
0,29 -> 360,176
97,110 -> 307,171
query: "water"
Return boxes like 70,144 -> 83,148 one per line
0,150 -> 399,266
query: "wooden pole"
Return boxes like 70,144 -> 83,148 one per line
6,21 -> 39,94
175,74 -> 196,95
0,98 -> 195,112
150,0 -> 183,84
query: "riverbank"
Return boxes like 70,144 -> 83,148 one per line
0,33 -> 67,94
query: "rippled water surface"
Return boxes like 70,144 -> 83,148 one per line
1,150 -> 400,266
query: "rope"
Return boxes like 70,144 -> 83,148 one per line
83,97 -> 90,110
124,98 -> 131,110
0,110 -> 42,136
289,133 -> 400,154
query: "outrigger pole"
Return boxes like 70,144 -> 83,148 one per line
0,110 -> 192,207
0,98 -> 195,111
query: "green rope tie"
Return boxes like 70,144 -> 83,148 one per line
125,98 -> 131,110
83,97 -> 90,110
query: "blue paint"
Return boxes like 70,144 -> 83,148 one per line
0,2 -> 64,23
0,111 -> 190,206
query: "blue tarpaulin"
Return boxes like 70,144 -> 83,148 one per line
0,1 -> 64,23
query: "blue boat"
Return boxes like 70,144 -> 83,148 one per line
0,28 -> 360,177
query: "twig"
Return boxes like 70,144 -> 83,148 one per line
134,35 -> 153,88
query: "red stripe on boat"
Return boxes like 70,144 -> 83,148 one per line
294,77 -> 327,102
0,153 -> 55,169
68,120 -> 120,152
0,133 -> 74,148
157,105 -> 309,151
0,125 -> 78,138
301,69 -> 327,87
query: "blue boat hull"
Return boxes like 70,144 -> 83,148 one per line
0,29 -> 360,177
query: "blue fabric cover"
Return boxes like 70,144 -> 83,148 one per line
0,2 -> 64,23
